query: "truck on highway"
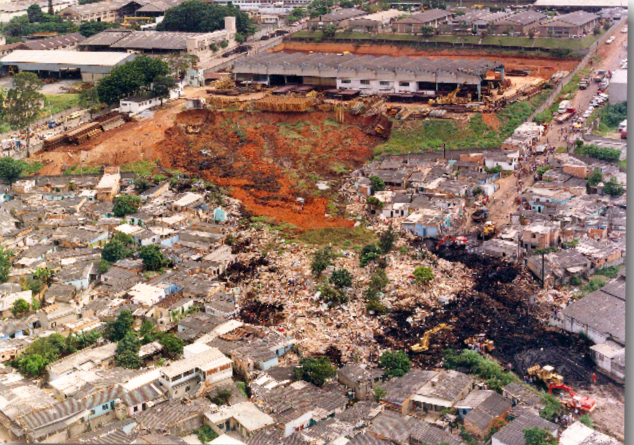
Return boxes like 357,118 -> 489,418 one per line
555,107 -> 576,123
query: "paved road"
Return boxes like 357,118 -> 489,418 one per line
543,23 -> 628,148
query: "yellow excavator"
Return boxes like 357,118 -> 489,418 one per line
527,365 -> 564,385
411,324 -> 453,353
429,87 -> 461,106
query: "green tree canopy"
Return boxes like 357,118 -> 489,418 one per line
27,4 -> 45,22
139,245 -> 169,271
4,73 -> 44,150
112,194 -> 141,217
11,298 -> 30,316
369,175 -> 386,192
159,333 -> 184,357
603,177 -> 624,196
78,86 -> 102,118
524,427 -> 557,445
115,332 -> 141,369
101,239 -> 132,263
115,349 -> 141,369
152,75 -> 176,104
360,244 -> 382,267
294,356 -> 336,386
311,246 -> 335,277
379,350 -> 411,377
104,310 -> 134,342
78,20 -> 119,37
157,0 -> 255,35
586,168 -> 603,188
330,268 -> 353,289
97,56 -> 169,104
378,223 -> 396,254
413,266 -> 434,284
0,157 -> 25,185
0,247 -> 13,283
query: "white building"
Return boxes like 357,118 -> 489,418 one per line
609,69 -> 627,105
560,421 -> 622,445
128,283 -> 166,307
158,347 -> 233,399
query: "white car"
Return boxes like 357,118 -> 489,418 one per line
622,27 -> 628,33
583,111 -> 593,118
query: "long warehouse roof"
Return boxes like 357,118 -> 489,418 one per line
534,0 -> 627,7
0,50 -> 134,67
234,52 -> 503,77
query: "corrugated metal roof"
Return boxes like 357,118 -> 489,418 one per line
534,0 -> 626,6
0,50 -> 135,67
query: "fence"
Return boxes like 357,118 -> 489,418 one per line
527,16 -> 627,122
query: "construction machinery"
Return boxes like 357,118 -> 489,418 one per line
123,16 -> 153,26
548,383 -> 597,413
429,87 -> 463,106
481,221 -> 496,240
411,324 -> 453,353
471,209 -> 489,222
465,334 -> 495,352
437,235 -> 468,249
527,365 -> 564,385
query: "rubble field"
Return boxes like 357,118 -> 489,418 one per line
273,42 -> 581,80
157,109 -> 384,229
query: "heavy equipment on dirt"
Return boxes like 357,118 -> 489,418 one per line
548,383 -> 597,413
437,235 -> 468,249
481,221 -> 496,240
465,334 -> 495,352
411,324 -> 453,353
528,365 -> 564,385
472,209 -> 489,222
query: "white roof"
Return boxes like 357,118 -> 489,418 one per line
96,173 -> 120,190
559,421 -> 622,445
174,192 -> 203,207
121,369 -> 161,391
160,347 -> 231,379
205,402 -> 275,432
209,435 -> 246,445
534,0 -> 626,5
0,50 -> 134,67
184,342 -> 213,359
128,283 -> 165,306
115,223 -> 143,235
612,69 -> 627,84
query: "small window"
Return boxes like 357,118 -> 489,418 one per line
134,406 -> 138,412
379,81 -> 390,86
399,82 -> 410,87
102,404 -> 108,410
360,80 -> 370,85
341,79 -> 351,84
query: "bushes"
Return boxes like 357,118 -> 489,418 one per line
443,349 -> 518,392
595,266 -> 619,278
379,350 -> 411,377
576,144 -> 621,162
294,356 -> 335,386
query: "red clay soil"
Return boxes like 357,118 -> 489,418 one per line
158,109 -> 381,230
273,42 -> 580,80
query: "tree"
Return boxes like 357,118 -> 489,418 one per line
112,194 -> 141,217
152,75 -> 176,104
579,414 -> 593,428
311,246 -> 335,277
528,29 -> 535,39
603,177 -> 624,196
97,56 -> 169,104
78,20 -> 118,37
79,86 -> 102,118
0,157 -> 25,185
369,175 -> 385,192
4,73 -> 44,154
158,0 -> 255,36
330,268 -> 353,289
360,244 -> 382,267
104,310 -> 134,342
294,356 -> 336,386
194,426 -> 219,444
366,196 -> 383,208
139,319 -> 159,343
116,350 -> 141,369
379,350 -> 411,377
27,4 -> 45,22
524,427 -> 557,445
20,353 -> 48,377
539,393 -> 562,421
373,384 -> 387,401
319,285 -> 349,307
413,266 -> 434,285
209,388 -> 232,405
101,240 -> 130,263
378,223 -> 396,254
139,245 -> 169,271
116,332 -> 141,369
11,298 -> 30,316
33,266 -> 53,285
159,333 -> 184,357
593,26 -> 600,35
586,168 -> 603,188
322,23 -> 338,38
420,25 -> 434,36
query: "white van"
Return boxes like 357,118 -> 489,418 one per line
558,100 -> 571,114
619,119 -> 627,131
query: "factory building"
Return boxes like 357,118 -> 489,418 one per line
0,50 -> 136,81
233,52 -> 505,100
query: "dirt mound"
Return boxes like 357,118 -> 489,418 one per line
273,42 -> 580,80
157,109 -> 382,229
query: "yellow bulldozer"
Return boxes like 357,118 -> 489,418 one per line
411,324 -> 453,353
465,335 -> 495,352
527,365 -> 564,385
482,221 -> 496,240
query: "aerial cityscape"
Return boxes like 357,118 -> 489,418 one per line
0,0 -> 627,443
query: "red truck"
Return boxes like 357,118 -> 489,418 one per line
555,107 -> 576,123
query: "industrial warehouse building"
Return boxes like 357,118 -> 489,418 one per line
233,52 -> 505,99
0,50 -> 136,81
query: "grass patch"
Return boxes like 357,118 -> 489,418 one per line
43,94 -> 80,117
121,160 -> 156,176
18,160 -> 44,175
594,266 -> 620,278
279,128 -> 305,140
556,146 -> 568,153
444,348 -> 518,392
617,159 -> 626,168
296,226 -> 376,249
63,165 -> 102,175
